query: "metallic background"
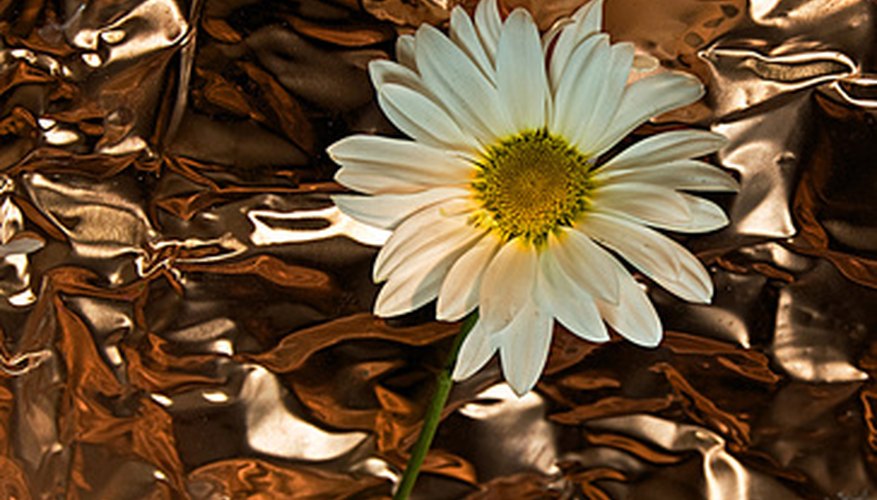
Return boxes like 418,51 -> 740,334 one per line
1,0 -> 875,498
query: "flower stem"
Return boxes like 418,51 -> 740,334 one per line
393,311 -> 479,500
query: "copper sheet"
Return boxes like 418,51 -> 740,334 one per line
1,0 -> 876,498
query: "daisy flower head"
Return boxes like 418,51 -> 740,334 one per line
329,0 -> 737,396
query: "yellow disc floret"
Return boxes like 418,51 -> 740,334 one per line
471,129 -> 595,247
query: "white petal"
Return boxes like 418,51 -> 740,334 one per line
541,17 -> 571,58
596,199 -> 729,235
539,252 -> 609,342
497,9 -> 548,130
452,320 -> 499,381
572,0 -> 605,30
450,6 -> 494,83
479,240 -> 538,334
368,61 -> 473,149
546,229 -> 619,304
374,262 -> 443,317
375,227 -> 481,317
499,299 -> 554,396
579,212 -> 682,277
591,71 -> 705,156
657,245 -> 715,304
578,213 -> 712,303
666,194 -> 730,233
416,24 -> 511,143
332,169 -> 412,196
601,130 -> 727,171
437,235 -> 502,321
329,135 -> 475,194
396,34 -> 417,70
332,187 -> 469,230
595,160 -> 739,192
377,84 -> 478,151
373,199 -> 477,282
548,0 -> 605,91
595,258 -> 662,347
551,33 -> 608,141
369,59 -> 423,92
571,42 -> 634,152
474,0 -> 502,65
591,182 -> 692,225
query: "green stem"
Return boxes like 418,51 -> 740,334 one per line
393,311 -> 479,500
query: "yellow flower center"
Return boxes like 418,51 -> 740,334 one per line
471,129 -> 594,247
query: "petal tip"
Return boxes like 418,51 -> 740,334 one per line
507,7 -> 534,23
633,324 -> 663,348
325,141 -> 341,160
372,302 -> 394,318
435,305 -> 464,323
450,365 -> 469,382
325,135 -> 360,160
373,290 -> 409,318
332,168 -> 348,187
372,261 -> 389,284
507,379 -> 535,397
711,131 -> 730,147
631,332 -> 662,349
415,22 -> 442,42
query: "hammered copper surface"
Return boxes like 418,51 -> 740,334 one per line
1,0 -> 875,498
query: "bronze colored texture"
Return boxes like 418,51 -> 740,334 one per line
1,0 -> 876,498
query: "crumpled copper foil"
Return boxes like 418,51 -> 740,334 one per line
1,0 -> 875,498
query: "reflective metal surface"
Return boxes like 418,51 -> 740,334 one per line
1,0 -> 875,498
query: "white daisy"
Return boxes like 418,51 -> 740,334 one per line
328,0 -> 737,396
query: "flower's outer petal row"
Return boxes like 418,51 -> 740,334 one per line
548,0 -> 605,91
375,224 -> 483,317
600,129 -> 727,171
331,187 -> 470,230
595,257 -> 663,347
590,71 -> 705,156
437,235 -> 502,321
552,33 -> 608,142
396,34 -> 417,69
329,135 -> 475,195
547,229 -> 619,304
373,198 -> 477,282
596,160 -> 739,192
499,298 -> 554,396
592,182 -> 692,225
497,9 -> 549,131
452,320 -> 501,381
377,83 -> 479,151
539,250 -> 609,342
450,7 -> 495,83
416,24 -> 512,143
474,0 -> 502,65
479,240 -> 538,335
579,213 -> 713,304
